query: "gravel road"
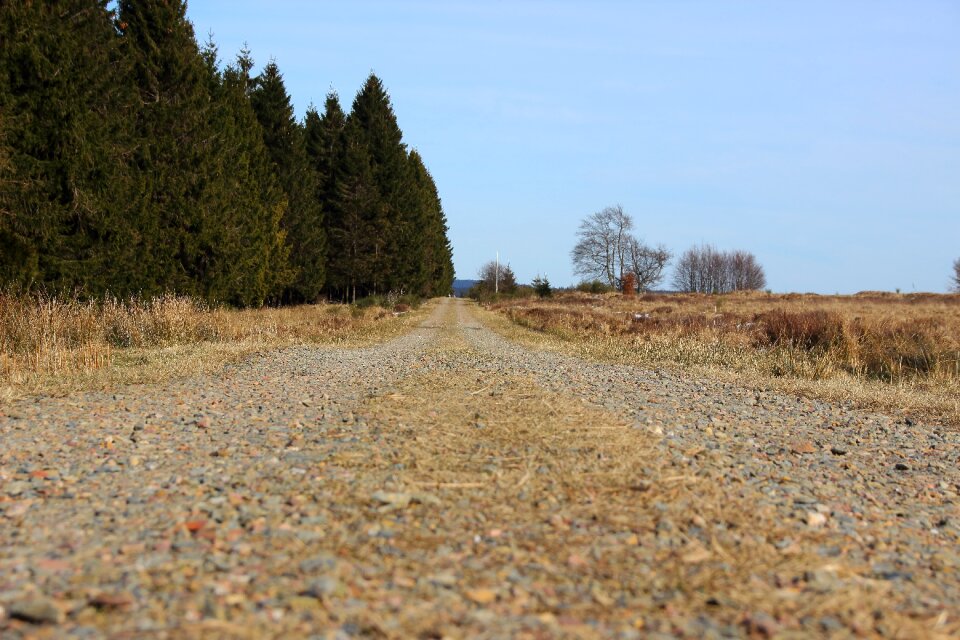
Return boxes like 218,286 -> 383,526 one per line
1,298 -> 957,638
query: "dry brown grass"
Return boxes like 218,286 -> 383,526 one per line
0,292 -> 428,402
484,291 -> 960,426
358,364 -> 950,636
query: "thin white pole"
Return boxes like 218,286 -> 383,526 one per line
495,251 -> 499,294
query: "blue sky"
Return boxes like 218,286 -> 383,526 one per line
186,0 -> 960,293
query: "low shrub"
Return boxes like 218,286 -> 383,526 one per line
849,317 -> 954,380
576,280 -> 614,294
754,310 -> 846,351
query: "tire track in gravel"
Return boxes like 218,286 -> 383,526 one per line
452,300 -> 960,636
0,303 -> 449,638
0,298 -> 957,639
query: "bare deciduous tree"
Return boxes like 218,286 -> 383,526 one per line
571,205 -> 632,289
672,244 -> 766,293
671,245 -> 700,293
729,250 -> 767,291
953,258 -> 960,292
476,260 -> 517,294
571,205 -> 670,292
626,237 -> 671,292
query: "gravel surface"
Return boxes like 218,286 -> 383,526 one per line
1,298 -> 957,638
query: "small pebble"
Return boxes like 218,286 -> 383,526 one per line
9,596 -> 64,624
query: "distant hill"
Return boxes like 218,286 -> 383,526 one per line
452,279 -> 479,297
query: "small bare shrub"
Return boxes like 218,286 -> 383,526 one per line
755,310 -> 846,351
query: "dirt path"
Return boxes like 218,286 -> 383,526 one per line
1,298 -> 957,638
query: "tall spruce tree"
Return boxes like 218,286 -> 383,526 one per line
0,0 -> 136,293
199,44 -> 292,306
0,2 -> 33,286
331,121 -> 378,303
408,150 -> 454,296
304,92 -> 346,212
403,150 -> 432,295
329,74 -> 456,299
117,0 -> 217,297
304,92 -> 347,299
250,61 -> 325,303
342,74 -> 413,295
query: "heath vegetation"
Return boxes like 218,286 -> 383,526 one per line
485,290 -> 960,425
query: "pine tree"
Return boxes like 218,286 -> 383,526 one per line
343,74 -> 411,295
199,43 -> 291,306
304,92 -> 347,299
330,74 -> 455,299
532,275 -> 552,298
250,61 -> 325,303
0,0 -> 137,294
117,0 -> 217,298
304,91 -> 350,300
304,93 -> 347,210
331,121 -> 378,302
408,150 -> 453,296
0,3 -> 32,287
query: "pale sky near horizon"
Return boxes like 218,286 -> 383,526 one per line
186,0 -> 959,293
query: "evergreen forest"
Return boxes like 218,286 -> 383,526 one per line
0,1 -> 454,306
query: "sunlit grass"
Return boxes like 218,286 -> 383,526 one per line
0,292 -> 428,402
482,290 -> 960,425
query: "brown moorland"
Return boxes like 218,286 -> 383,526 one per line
487,290 -> 960,426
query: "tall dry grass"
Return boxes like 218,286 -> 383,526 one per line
489,290 -> 960,423
0,292 -> 407,394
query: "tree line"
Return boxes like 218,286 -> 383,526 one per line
672,245 -> 766,293
571,205 -> 766,294
0,1 -> 453,306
